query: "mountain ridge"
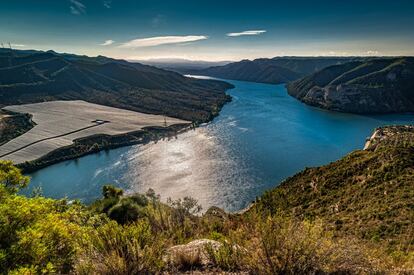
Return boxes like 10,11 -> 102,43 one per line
180,57 -> 364,84
0,49 -> 233,122
287,57 -> 414,113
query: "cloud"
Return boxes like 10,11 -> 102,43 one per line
119,35 -> 208,48
366,50 -> 379,55
11,44 -> 25,48
70,0 -> 86,15
103,0 -> 112,8
100,40 -> 115,46
227,30 -> 266,37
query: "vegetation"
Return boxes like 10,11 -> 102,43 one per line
17,124 -> 188,174
0,49 -> 233,122
255,126 -> 414,252
0,111 -> 34,146
287,57 -> 414,113
0,126 -> 413,274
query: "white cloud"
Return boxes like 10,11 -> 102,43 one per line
119,35 -> 208,48
326,51 -> 351,56
103,0 -> 112,8
100,40 -> 115,46
70,0 -> 86,15
226,30 -> 266,37
366,50 -> 379,55
11,44 -> 25,48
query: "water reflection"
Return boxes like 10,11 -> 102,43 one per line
27,80 -> 414,212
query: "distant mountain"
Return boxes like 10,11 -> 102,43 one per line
287,57 -> 414,113
185,57 -> 359,84
135,58 -> 231,73
0,49 -> 233,122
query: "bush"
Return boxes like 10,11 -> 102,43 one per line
243,216 -> 374,274
108,198 -> 148,224
74,221 -> 166,274
0,184 -> 91,273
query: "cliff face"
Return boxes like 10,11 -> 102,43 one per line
287,58 -> 414,113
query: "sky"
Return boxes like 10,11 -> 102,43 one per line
1,0 -> 414,61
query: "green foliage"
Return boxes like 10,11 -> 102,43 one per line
0,160 -> 29,192
245,216 -> 373,274
255,128 -> 414,252
75,221 -> 166,274
0,183 -> 94,274
102,184 -> 123,199
0,141 -> 413,275
107,198 -> 148,225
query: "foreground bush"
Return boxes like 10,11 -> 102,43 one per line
0,161 -> 412,274
75,221 -> 166,274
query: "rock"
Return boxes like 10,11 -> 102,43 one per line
164,239 -> 222,267
287,57 -> 414,114
204,206 -> 228,220
364,126 -> 414,150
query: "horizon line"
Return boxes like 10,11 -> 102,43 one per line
2,47 -> 413,63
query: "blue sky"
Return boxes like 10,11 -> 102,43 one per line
1,0 -> 414,61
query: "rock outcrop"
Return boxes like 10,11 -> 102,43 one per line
164,239 -> 222,267
287,57 -> 414,113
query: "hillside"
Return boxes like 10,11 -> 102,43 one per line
287,57 -> 414,113
185,57 -> 357,84
256,125 -> 414,251
1,126 -> 413,274
0,49 -> 233,122
136,58 -> 231,72
0,111 -> 34,145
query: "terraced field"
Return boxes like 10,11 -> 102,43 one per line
0,101 -> 189,164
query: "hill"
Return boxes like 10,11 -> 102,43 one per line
287,57 -> 414,113
0,126 -> 414,274
135,58 -> 231,72
1,126 -> 413,273
0,110 -> 34,145
0,49 -> 233,122
255,125 -> 414,251
185,57 -> 358,84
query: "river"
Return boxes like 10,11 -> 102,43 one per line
26,78 -> 414,211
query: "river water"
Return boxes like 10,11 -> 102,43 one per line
26,79 -> 414,211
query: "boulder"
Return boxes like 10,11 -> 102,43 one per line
164,239 -> 222,267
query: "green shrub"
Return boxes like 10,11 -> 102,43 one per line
75,221 -> 165,274
108,198 -> 148,225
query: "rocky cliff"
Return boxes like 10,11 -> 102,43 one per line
287,57 -> 414,113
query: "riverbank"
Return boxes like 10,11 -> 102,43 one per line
0,78 -> 231,173
24,80 -> 414,211
18,123 -> 192,173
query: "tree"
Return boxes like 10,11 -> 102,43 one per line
0,160 -> 29,192
102,184 -> 123,199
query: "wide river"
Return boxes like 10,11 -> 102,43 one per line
26,78 -> 414,211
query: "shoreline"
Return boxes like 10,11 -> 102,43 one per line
18,123 -> 193,174
16,93 -> 232,174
